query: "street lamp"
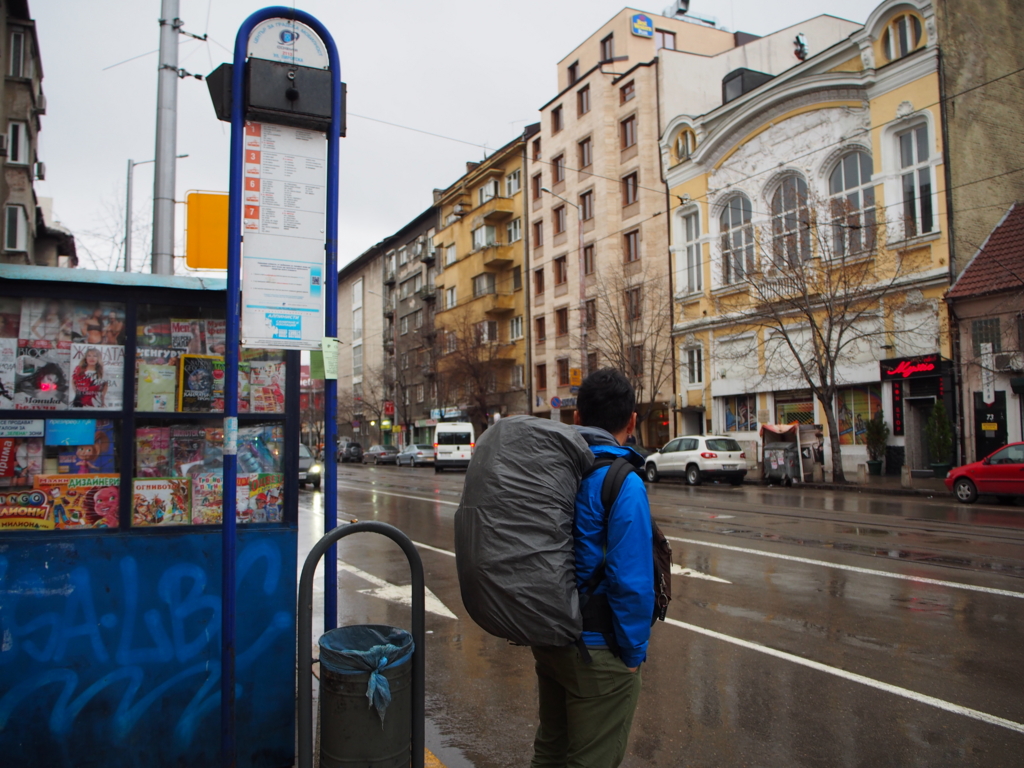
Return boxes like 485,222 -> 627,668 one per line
124,153 -> 188,273
541,186 -> 587,372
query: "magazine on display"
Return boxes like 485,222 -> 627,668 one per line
14,347 -> 70,410
250,360 -> 285,413
132,477 -> 191,526
0,338 -> 15,409
69,344 -> 124,410
33,474 -> 120,529
136,320 -> 172,348
248,472 -> 283,523
0,298 -> 20,339
136,427 -> 172,477
190,471 -> 248,525
204,320 -> 227,355
0,436 -> 43,488
171,426 -> 205,476
237,425 -> 281,474
179,355 -> 224,412
19,299 -> 73,349
171,319 -> 207,355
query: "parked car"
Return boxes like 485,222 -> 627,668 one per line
397,443 -> 435,467
362,445 -> 399,465
297,443 -> 322,490
337,441 -> 363,463
434,421 -> 475,472
945,442 -> 1024,504
643,435 -> 747,486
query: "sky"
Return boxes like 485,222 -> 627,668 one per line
30,0 -> 874,273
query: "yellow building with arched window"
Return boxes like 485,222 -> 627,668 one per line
660,0 -> 952,481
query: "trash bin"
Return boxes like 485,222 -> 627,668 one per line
318,624 -> 415,768
763,442 -> 801,486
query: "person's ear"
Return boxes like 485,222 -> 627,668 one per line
627,412 -> 637,435
573,411 -> 581,425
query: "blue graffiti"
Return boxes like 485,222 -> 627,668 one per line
0,539 -> 293,748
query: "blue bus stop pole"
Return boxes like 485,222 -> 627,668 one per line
223,7 -> 342,765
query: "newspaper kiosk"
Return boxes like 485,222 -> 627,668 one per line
0,265 -> 300,768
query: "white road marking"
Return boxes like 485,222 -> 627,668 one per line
338,483 -> 459,507
338,561 -> 458,619
413,541 -> 456,558
669,536 -> 1024,599
666,617 -> 1024,735
672,564 -> 732,583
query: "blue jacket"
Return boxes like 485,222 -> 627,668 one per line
573,426 -> 654,667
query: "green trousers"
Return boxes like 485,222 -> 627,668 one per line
530,645 -> 643,768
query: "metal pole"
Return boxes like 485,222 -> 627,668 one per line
152,0 -> 179,275
125,159 -> 133,272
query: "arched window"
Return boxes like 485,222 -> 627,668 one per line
720,195 -> 753,285
771,176 -> 810,267
674,129 -> 697,162
882,14 -> 923,61
829,151 -> 876,256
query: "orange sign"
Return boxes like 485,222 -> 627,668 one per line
185,191 -> 229,270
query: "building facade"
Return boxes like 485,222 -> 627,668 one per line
662,0 -> 953,479
432,126 -> 538,435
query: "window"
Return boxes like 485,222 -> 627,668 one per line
534,268 -> 545,294
655,29 -> 676,50
829,151 -> 876,257
972,318 -> 1002,356
620,80 -> 635,103
577,85 -> 590,116
554,205 -> 567,235
601,34 -> 614,62
551,105 -> 563,134
898,124 -> 934,237
836,384 -> 882,445
624,230 -> 640,262
475,320 -> 498,344
445,286 -> 457,309
507,218 -> 521,243
506,170 -> 521,196
683,211 -> 701,293
473,272 -> 496,297
445,330 -> 458,354
557,358 -> 571,386
532,138 -> 541,161
472,225 -> 496,250
578,137 -> 592,169
398,247 -> 408,266
583,244 -> 595,275
674,129 -> 696,162
721,195 -> 754,284
445,244 -> 457,266
416,384 -> 425,403
622,173 -> 639,206
9,31 -> 25,78
580,191 -> 594,221
554,256 -> 567,285
512,265 -> 522,290
478,180 -> 499,205
585,299 -> 596,329
882,13 -> 923,61
625,287 -> 642,319
533,220 -> 544,247
723,395 -> 757,431
771,176 -> 811,267
686,348 -> 703,384
352,343 -> 363,376
510,315 -> 524,340
4,205 -> 26,252
414,309 -> 423,329
400,315 -> 409,335
775,390 -> 815,425
586,351 -> 599,374
532,173 -> 543,200
553,154 -> 565,184
512,365 -> 524,389
536,364 -> 548,391
556,308 -> 569,336
535,316 -> 547,341
401,351 -> 409,369
400,278 -> 415,299
621,116 -> 637,149
629,345 -> 644,376
8,122 -> 28,165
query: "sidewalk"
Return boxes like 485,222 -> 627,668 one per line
748,471 -> 950,498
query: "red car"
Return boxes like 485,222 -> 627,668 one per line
944,442 -> 1024,504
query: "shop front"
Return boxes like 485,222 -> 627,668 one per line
880,353 -> 954,473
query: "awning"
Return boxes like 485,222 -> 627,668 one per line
1011,377 -> 1024,395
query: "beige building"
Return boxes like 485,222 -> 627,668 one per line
528,6 -> 755,445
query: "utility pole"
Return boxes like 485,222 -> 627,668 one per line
152,0 -> 180,275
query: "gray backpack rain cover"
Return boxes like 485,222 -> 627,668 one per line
454,415 -> 594,647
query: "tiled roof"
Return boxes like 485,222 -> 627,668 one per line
947,203 -> 1024,299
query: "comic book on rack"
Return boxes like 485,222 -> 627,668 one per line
33,473 -> 120,529
170,426 -> 205,476
132,477 -> 191,526
248,472 -> 284,523
190,472 -> 248,525
135,427 -> 172,478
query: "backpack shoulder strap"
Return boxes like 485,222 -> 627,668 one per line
600,456 -> 635,513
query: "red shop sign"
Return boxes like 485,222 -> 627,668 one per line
880,354 -> 941,381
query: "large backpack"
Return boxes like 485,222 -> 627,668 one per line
454,416 -> 670,648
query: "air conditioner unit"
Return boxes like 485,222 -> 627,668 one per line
35,93 -> 46,114
453,202 -> 469,216
34,161 -> 45,181
995,353 -> 1023,372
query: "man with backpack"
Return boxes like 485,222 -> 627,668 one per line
531,368 -> 654,768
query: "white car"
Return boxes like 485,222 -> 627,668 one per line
643,435 -> 747,486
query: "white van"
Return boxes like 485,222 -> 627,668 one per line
433,422 -> 475,472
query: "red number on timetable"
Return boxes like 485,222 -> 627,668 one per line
245,122 -> 261,136
246,150 -> 261,164
245,178 -> 260,191
244,206 -> 259,219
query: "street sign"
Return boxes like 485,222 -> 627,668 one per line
550,396 -> 562,408
569,367 -> 582,387
384,400 -> 395,416
185,191 -> 229,269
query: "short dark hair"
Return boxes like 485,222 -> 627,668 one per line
577,368 -> 635,434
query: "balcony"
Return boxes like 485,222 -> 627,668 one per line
482,292 -> 516,315
416,286 -> 436,302
480,243 -> 515,268
383,270 -> 396,286
479,195 -> 515,223
422,247 -> 437,264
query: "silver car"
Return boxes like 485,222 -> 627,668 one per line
644,435 -> 747,486
396,444 -> 435,467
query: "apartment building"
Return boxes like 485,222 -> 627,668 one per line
337,246 -> 385,446
528,5 -> 743,445
662,0 -> 953,479
432,125 -> 538,434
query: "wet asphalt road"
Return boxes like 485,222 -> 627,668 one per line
299,464 -> 1024,768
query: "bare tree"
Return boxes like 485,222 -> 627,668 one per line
712,192 -> 933,482
348,363 -> 392,446
587,258 -> 675,446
